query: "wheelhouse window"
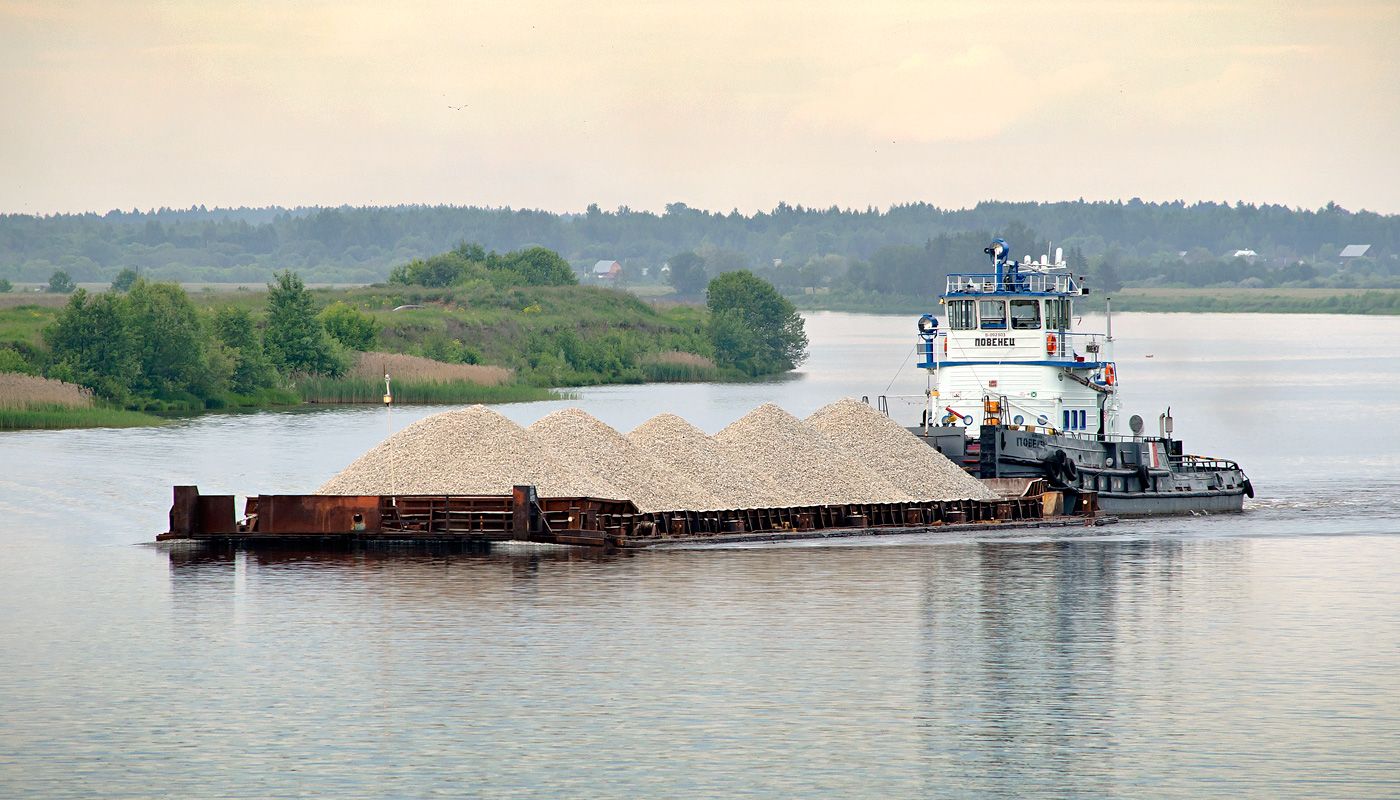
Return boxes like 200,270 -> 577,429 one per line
1045,298 -> 1071,330
978,300 -> 1007,330
1010,299 -> 1041,330
948,299 -> 976,330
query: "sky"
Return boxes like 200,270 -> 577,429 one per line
2,0 -> 1398,216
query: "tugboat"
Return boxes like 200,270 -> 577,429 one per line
895,238 -> 1252,515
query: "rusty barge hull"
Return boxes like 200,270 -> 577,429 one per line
160,482 -> 1098,550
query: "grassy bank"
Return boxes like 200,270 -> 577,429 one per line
0,281 -> 723,429
787,291 -> 934,315
786,287 -> 1400,315
1093,287 -> 1400,314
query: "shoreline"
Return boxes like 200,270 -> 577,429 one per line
786,287 -> 1400,316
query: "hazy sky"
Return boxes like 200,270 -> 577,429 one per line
3,0 -> 1397,215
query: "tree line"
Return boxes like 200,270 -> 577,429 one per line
2,200 -> 1396,288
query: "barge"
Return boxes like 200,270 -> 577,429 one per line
888,238 -> 1252,516
160,481 -> 1108,550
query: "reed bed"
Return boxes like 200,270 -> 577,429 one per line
639,351 -> 723,382
298,377 -> 552,405
0,372 -> 93,409
0,405 -> 160,430
350,351 -> 513,386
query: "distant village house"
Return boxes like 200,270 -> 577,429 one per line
592,260 -> 622,281
1338,244 -> 1371,263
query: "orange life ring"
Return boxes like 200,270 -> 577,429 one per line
1045,333 -> 1058,355
1104,363 -> 1116,385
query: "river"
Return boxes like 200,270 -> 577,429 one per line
2,312 -> 1398,797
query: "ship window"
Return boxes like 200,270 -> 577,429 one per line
948,300 -> 976,330
1010,300 -> 1041,330
979,300 -> 1007,330
1045,298 -> 1071,330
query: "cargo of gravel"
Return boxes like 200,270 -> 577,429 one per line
627,413 -> 788,510
317,405 -> 621,498
713,403 -> 915,506
527,408 -> 723,512
806,398 -> 1000,501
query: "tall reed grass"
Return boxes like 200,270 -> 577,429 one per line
638,351 -> 725,382
0,372 -> 92,409
350,352 -> 513,386
0,404 -> 160,430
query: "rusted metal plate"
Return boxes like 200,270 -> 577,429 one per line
197,495 -> 237,534
256,495 -> 381,535
170,486 -> 199,536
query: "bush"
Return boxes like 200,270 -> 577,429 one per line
320,301 -> 380,350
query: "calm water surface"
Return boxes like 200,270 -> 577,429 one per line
1,312 -> 1398,797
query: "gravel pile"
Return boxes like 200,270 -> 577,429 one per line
318,405 -> 619,498
714,403 -> 914,506
627,413 -> 788,509
807,398 -> 1000,501
528,408 -> 722,513
319,401 -> 997,509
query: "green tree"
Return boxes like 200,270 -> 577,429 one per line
212,306 -> 276,394
705,270 -> 808,376
44,289 -> 138,401
124,279 -> 211,399
263,270 -> 344,375
320,301 -> 380,351
667,251 -> 709,296
0,278 -> 12,293
111,268 -> 139,292
48,270 -> 76,294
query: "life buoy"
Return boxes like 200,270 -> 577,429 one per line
1103,363 -> 1116,385
1046,333 -> 1058,355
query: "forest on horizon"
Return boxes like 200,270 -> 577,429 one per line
3,199 -> 1398,294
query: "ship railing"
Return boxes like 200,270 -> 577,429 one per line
1177,454 -> 1241,472
946,272 -> 1078,295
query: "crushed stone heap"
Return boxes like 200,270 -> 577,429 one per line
317,405 -> 618,498
627,413 -> 788,510
806,398 -> 1001,501
713,403 -> 914,506
528,408 -> 722,513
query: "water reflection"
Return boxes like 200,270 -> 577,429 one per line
4,312 -> 1400,798
913,539 -> 1256,797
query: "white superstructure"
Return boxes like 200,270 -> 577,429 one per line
916,239 -> 1120,437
